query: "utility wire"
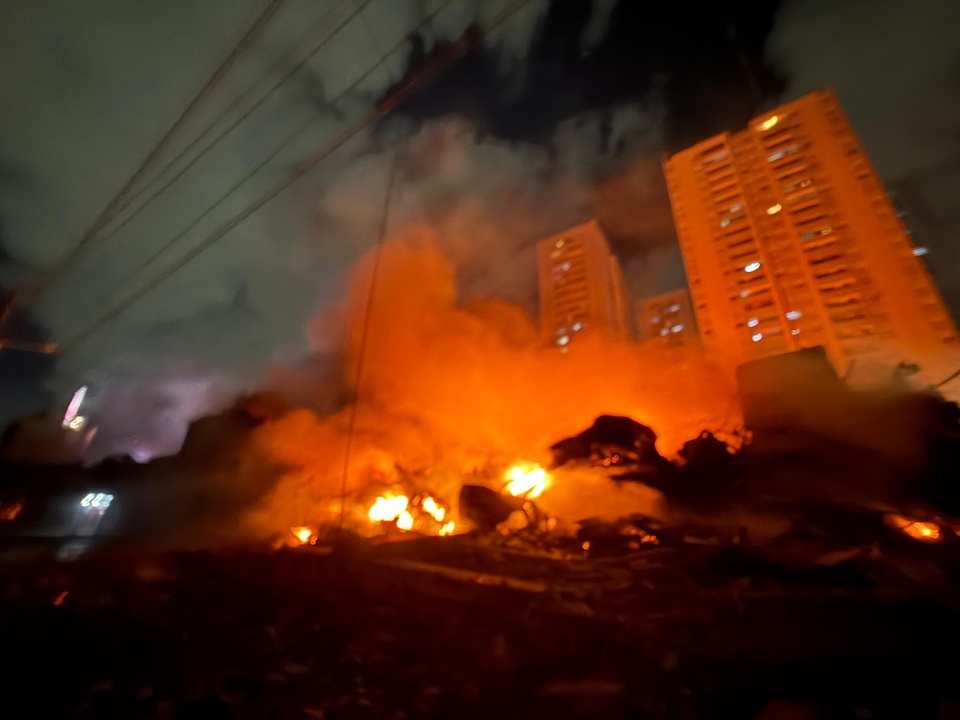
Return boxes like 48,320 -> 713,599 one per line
30,0 -> 287,297
96,0 -> 376,244
339,150 -> 400,529
83,0 -> 460,339
59,0 -> 532,354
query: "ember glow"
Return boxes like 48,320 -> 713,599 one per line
290,526 -> 313,544
504,464 -> 550,499
885,514 -> 942,542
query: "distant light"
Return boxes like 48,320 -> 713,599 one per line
660,328 -> 669,337
651,316 -> 660,323
766,204 -> 782,215
791,329 -> 800,335
555,239 -> 565,249
671,324 -> 684,333
80,492 -> 113,510
746,317 -> 759,328
740,290 -> 751,298
752,333 -> 763,342
572,322 -> 583,331
561,261 -> 571,271
720,218 -> 731,228
744,261 -> 761,273
913,247 -> 929,256
67,415 -> 87,431
786,310 -> 802,321
759,115 -> 780,131
557,335 -> 570,346
667,304 -> 680,312
62,386 -> 88,428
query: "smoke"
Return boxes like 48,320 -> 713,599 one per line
244,228 -> 738,534
767,0 -> 960,316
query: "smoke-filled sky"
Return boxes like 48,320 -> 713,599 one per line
0,0 -> 957,455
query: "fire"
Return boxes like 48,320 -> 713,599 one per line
397,511 -> 414,531
885,514 -> 942,542
369,494 -> 410,522
421,495 -> 445,522
290,526 -> 313,544
504,464 -> 550,499
439,521 -> 456,536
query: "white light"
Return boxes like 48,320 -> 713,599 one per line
667,304 -> 680,313
671,324 -> 684,333
660,327 -> 669,337
744,261 -> 761,273
786,310 -> 802,321
740,290 -> 751,298
766,204 -> 782,215
759,115 -> 780,131
746,317 -> 759,328
913,247 -> 929,256
67,415 -> 87,431
572,322 -> 582,331
561,261 -> 571,271
557,335 -> 570,346
80,493 -> 95,508
80,492 -> 113,510
752,333 -> 763,342
720,218 -> 731,228
791,329 -> 800,335
651,316 -> 660,323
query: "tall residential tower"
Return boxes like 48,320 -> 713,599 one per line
663,89 -> 958,376
538,220 -> 630,347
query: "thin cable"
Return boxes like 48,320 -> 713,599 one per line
98,0 -> 457,312
937,366 -> 960,389
34,0 -> 286,287
97,0 -> 375,243
338,151 -> 400,529
57,0 -> 534,354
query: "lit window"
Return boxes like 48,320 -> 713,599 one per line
557,335 -> 570,346
746,317 -> 759,328
720,218 -> 730,228
740,290 -> 751,298
799,232 -> 817,241
767,147 -> 796,162
660,328 -> 669,337
766,204 -> 782,215
785,310 -> 802,321
752,333 -> 763,342
555,239 -> 565,249
913,247 -> 929,256
791,329 -> 800,336
651,316 -> 660,323
671,324 -> 684,333
744,261 -> 761,273
667,304 -> 680,313
572,322 -> 583,331
759,115 -> 780,131
820,226 -> 832,235
561,261 -> 571,271
729,204 -> 743,213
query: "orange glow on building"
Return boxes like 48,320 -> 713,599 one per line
636,289 -> 697,344
538,221 -> 631,347
663,89 -> 958,375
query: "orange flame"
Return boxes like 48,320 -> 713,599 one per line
885,514 -> 942,542
290,526 -> 313,544
368,494 -> 409,523
504,464 -> 550,499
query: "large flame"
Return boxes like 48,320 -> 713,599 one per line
244,230 -> 739,537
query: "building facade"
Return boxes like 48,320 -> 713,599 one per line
663,89 -> 958,376
537,220 -> 630,347
635,289 -> 697,344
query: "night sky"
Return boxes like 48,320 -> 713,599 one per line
1,0 -> 958,444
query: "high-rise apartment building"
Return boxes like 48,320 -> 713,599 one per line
663,89 -> 958,376
538,220 -> 630,346
636,289 -> 697,344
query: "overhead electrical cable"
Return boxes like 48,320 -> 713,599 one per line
57,0 -> 534,355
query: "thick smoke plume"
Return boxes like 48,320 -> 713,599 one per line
243,228 -> 738,534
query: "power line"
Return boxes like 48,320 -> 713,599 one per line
91,0 -> 376,249
339,149 -> 400,529
57,0 -> 534,355
30,0 -> 287,298
85,0 -> 460,335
